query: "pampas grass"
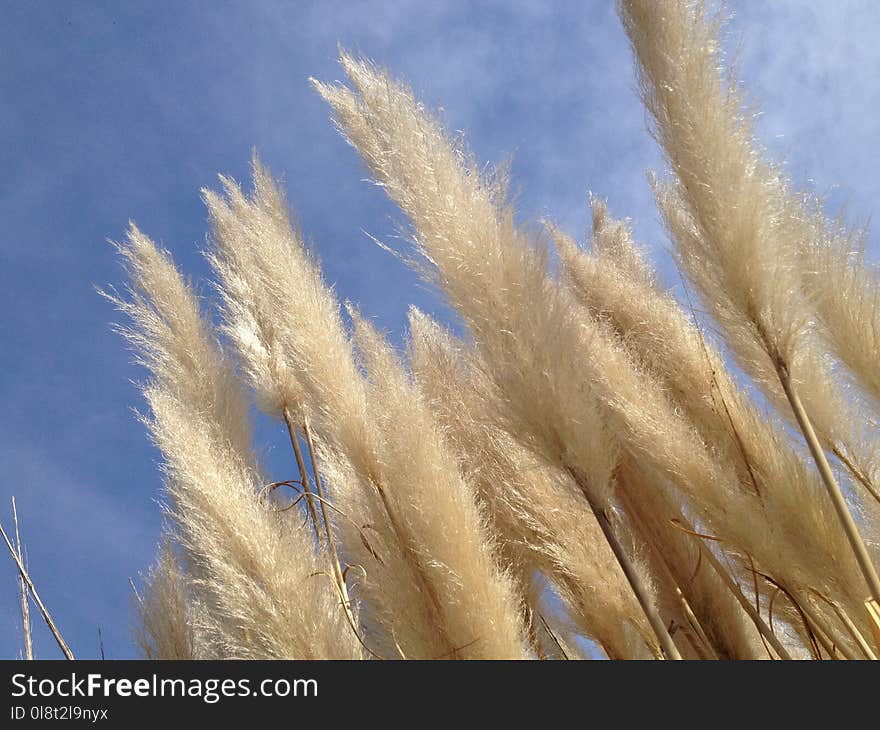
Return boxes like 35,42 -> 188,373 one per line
205,163 -> 527,659
105,227 -> 362,659
619,0 -> 880,606
315,53 -> 692,660
553,202 -> 873,654
134,541 -> 194,660
76,0 -> 880,660
407,308 -> 657,659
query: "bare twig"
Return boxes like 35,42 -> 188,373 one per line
12,498 -> 33,660
282,405 -> 323,545
671,518 -> 792,660
0,520 -> 74,659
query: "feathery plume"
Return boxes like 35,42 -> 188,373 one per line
556,205 -> 874,653
315,52 -> 685,659
107,226 -> 360,659
618,0 -> 880,606
205,166 -> 527,659
349,309 -> 528,658
134,541 -> 195,660
407,308 -> 653,659
801,218 -> 880,415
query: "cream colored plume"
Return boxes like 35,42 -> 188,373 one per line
316,48 -> 878,657
315,52 -> 708,659
205,165 -> 527,659
314,51 -> 618,511
134,541 -> 195,660
619,0 -> 880,614
556,202 -> 874,652
407,308 -> 654,659
619,0 -> 878,495
108,226 -> 362,659
349,309 -> 528,659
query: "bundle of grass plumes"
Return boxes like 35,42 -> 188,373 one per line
109,0 -> 880,659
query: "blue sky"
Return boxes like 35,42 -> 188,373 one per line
1,1 -> 878,659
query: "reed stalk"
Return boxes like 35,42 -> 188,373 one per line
866,600 -> 880,653
675,588 -> 717,660
796,597 -> 852,660
673,517 -> 792,660
282,406 -> 323,545
0,520 -> 73,660
569,471 -> 681,660
776,364 -> 880,606
825,602 -> 876,660
12,498 -> 33,661
302,414 -> 355,626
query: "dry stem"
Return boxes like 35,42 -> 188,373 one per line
866,600 -> 880,654
776,365 -> 880,606
301,415 -> 356,628
569,469 -> 681,660
0,520 -> 74,659
12,498 -> 33,660
672,518 -> 792,660
282,406 -> 323,545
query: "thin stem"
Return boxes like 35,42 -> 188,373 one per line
672,517 -> 792,660
537,612 -> 569,660
12,498 -> 33,660
616,479 -> 718,659
797,597 -> 852,660
569,470 -> 680,660
675,587 -> 718,660
282,405 -> 323,546
776,365 -> 880,606
832,446 -> 880,509
0,521 -> 73,660
592,505 -> 681,659
524,608 -> 547,660
301,415 -> 356,627
866,599 -> 880,654
810,590 -> 876,660
759,571 -> 822,659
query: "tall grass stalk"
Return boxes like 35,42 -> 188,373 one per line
0,520 -> 73,659
281,407 -> 323,546
778,370 -> 880,606
11,498 -> 33,660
